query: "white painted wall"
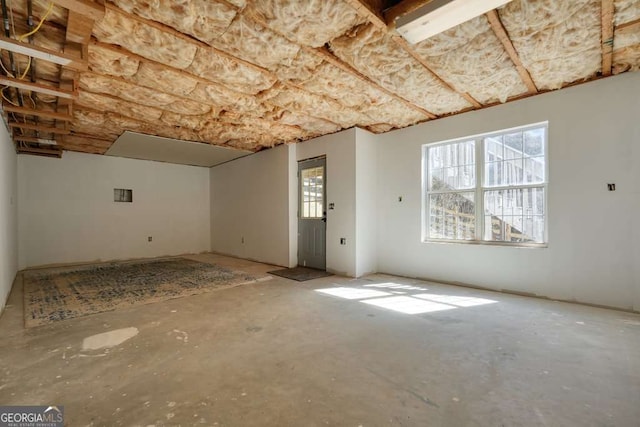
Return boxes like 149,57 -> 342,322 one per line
287,144 -> 298,268
296,129 -> 357,276
355,129 -> 378,277
376,72 -> 640,311
0,124 -> 18,310
18,152 -> 210,268
210,144 -> 292,267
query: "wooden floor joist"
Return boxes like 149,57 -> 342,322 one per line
2,105 -> 73,121
486,10 -> 538,94
14,136 -> 58,144
392,36 -> 482,108
88,43 -> 341,131
9,121 -> 71,134
51,0 -> 105,21
312,46 -> 437,119
16,145 -> 63,157
384,0 -> 434,29
345,0 -> 482,110
601,0 -> 615,76
0,76 -> 77,99
0,36 -> 87,71
616,18 -> 640,32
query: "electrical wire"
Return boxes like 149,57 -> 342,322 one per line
0,57 -> 13,77
0,1 -> 53,108
1,86 -> 19,105
18,1 -> 53,41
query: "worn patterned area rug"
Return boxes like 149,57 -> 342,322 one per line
24,258 -> 264,328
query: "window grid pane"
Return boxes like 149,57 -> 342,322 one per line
428,140 -> 475,191
301,166 -> 324,219
428,192 -> 475,240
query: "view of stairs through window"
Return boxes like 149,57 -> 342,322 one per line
426,125 -> 546,244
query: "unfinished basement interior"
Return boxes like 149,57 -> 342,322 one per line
1,0 -> 639,425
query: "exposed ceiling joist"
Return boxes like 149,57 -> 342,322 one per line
0,35 -> 87,70
16,145 -> 63,157
0,76 -> 76,98
343,0 -> 386,29
391,36 -> 482,108
104,3 -> 272,77
312,46 -> 437,119
617,18 -> 640,33
2,105 -> 73,121
485,10 -> 538,94
51,0 -> 104,21
220,1 -> 433,120
66,10 -> 94,45
346,0 -> 482,109
601,0 -> 615,76
14,136 -> 58,143
9,121 -> 71,134
384,0 -> 433,29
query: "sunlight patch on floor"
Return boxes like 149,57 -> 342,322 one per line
315,283 -> 498,315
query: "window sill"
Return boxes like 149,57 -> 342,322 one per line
423,239 -> 548,248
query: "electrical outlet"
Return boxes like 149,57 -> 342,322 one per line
607,183 -> 616,191
148,236 -> 153,242
340,238 -> 346,245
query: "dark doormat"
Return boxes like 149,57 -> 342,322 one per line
268,267 -> 333,282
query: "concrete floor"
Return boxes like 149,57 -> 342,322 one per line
1,254 -> 639,426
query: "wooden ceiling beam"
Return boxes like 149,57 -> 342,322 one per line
486,10 -> 538,94
51,0 -> 105,21
384,0 -> 432,29
601,0 -> 615,76
342,0 -> 387,30
16,145 -> 63,157
13,136 -> 58,143
345,0 -> 482,110
66,132 -> 114,142
104,4 -> 272,78
616,18 -> 640,32
0,36 -> 87,71
392,36 -> 482,108
311,46 -> 436,119
2,104 -> 73,121
0,76 -> 76,98
10,121 -> 71,134
66,11 -> 94,45
89,42 -> 373,130
229,4 -> 436,119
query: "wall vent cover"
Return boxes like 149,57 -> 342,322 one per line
114,189 -> 133,203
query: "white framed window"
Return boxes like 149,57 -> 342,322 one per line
423,122 -> 548,246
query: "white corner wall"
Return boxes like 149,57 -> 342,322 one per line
18,152 -> 210,269
355,128 -> 378,277
210,144 -> 292,267
0,124 -> 18,310
296,129 -> 357,276
376,72 -> 640,311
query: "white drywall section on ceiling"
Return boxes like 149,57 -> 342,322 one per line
0,124 -> 18,310
376,72 -> 640,311
355,129 -> 378,277
296,129 -> 357,277
107,131 -> 251,167
210,144 -> 292,267
17,152 -> 210,269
